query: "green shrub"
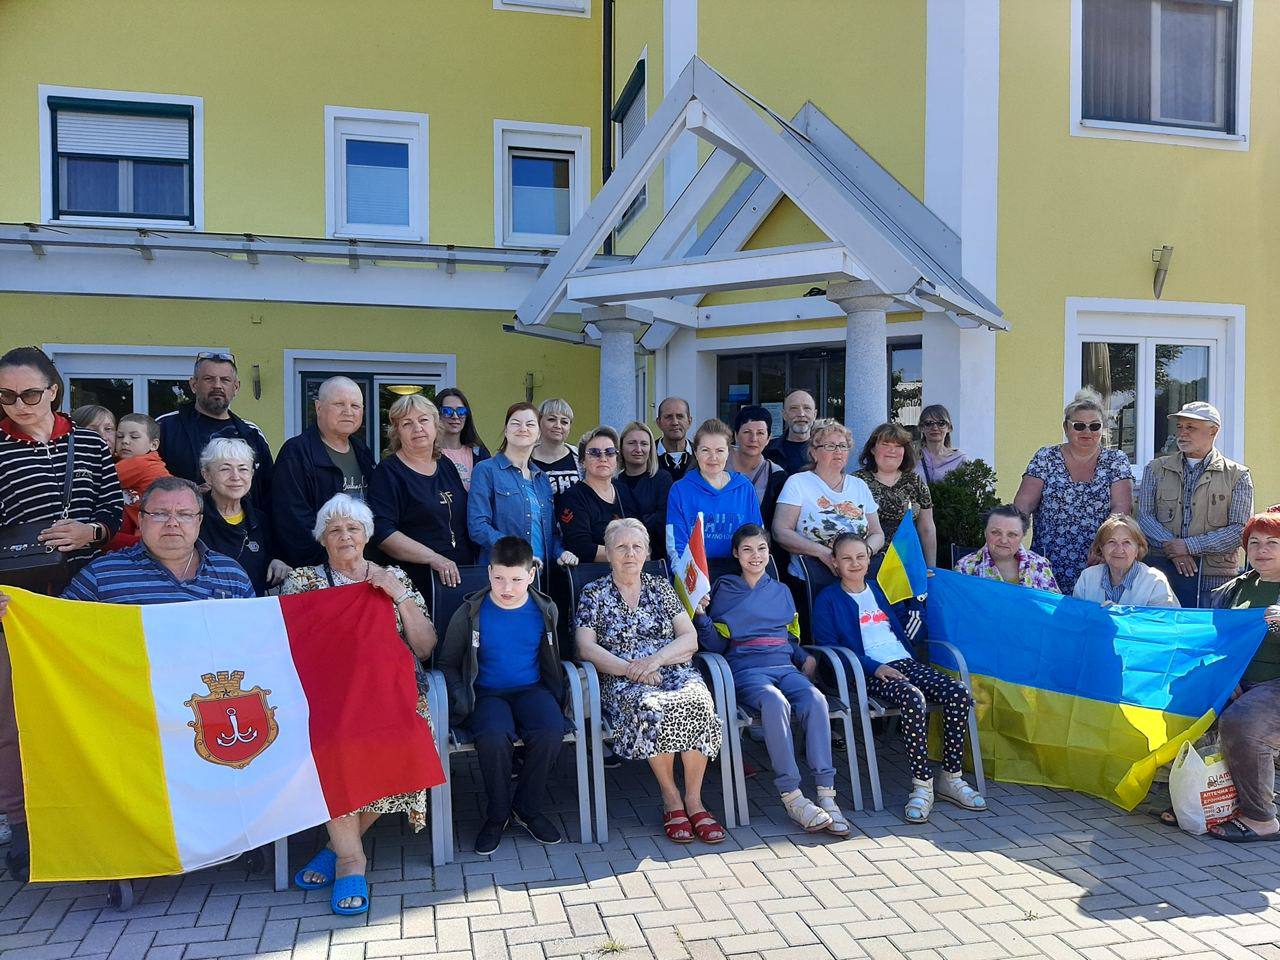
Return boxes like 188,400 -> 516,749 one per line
929,459 -> 1000,568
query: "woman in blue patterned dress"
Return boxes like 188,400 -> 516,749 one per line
1013,389 -> 1133,593
574,518 -> 724,844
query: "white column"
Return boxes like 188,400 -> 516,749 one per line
828,280 -> 895,448
584,306 -> 651,429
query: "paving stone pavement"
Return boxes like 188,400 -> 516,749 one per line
3,734 -> 1280,960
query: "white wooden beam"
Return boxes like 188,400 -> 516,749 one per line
567,242 -> 857,304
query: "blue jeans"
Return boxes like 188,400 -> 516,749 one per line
468,683 -> 566,823
734,665 -> 834,795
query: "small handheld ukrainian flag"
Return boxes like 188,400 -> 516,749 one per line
877,507 -> 929,605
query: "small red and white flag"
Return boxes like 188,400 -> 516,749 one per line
673,512 -> 711,617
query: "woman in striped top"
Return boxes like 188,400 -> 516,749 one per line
0,345 -> 124,882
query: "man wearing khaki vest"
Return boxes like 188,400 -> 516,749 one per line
1137,401 -> 1253,606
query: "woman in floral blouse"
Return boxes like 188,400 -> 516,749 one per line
954,504 -> 1060,592
282,493 -> 436,916
1013,389 -> 1133,593
854,422 -> 938,567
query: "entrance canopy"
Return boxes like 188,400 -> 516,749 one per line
514,57 -> 1006,435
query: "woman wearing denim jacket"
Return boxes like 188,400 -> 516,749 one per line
468,401 -> 578,569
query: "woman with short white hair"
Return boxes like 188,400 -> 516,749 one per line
197,437 -> 290,596
281,493 -> 436,916
531,397 -> 580,497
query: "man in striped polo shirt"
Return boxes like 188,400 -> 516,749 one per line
0,476 -> 252,881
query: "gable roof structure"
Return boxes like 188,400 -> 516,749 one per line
515,57 -> 1006,343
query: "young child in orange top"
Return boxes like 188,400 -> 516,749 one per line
107,413 -> 171,550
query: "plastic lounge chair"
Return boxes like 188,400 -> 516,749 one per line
428,565 -> 591,864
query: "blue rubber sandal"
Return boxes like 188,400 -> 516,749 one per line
331,874 -> 369,916
293,848 -> 337,890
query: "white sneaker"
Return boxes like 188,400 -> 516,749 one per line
904,777 -> 933,823
0,815 -> 10,846
816,786 -> 850,836
935,771 -> 986,811
781,789 -> 833,832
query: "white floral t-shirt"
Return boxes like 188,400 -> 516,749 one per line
777,471 -> 878,577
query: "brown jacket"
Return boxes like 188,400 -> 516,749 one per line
1147,448 -> 1248,578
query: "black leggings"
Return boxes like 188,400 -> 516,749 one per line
865,659 -> 972,781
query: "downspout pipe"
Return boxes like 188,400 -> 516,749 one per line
602,0 -> 614,255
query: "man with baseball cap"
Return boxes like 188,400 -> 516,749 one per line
1137,401 -> 1253,605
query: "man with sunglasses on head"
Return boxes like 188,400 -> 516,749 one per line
1136,401 -> 1253,606
157,352 -> 274,512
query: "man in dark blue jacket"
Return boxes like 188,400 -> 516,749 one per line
157,353 -> 274,510
271,376 -> 376,567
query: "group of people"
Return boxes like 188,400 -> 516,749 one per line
0,344 -> 1277,912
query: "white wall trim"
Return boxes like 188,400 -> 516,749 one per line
42,342 -> 228,413
1068,0 -> 1253,151
1063,296 -> 1246,465
282,349 -> 456,438
37,83 -> 205,230
492,119 -> 591,249
493,0 -> 589,18
324,105 -> 429,243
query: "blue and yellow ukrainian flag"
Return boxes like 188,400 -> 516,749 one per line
877,506 -> 929,605
926,570 -> 1265,809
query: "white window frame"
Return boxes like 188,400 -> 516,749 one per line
492,0 -> 589,17
38,84 -> 205,229
1063,297 -> 1245,471
325,106 -> 429,243
1069,0 -> 1253,150
283,349 -> 455,440
493,119 -> 590,249
42,343 -> 226,414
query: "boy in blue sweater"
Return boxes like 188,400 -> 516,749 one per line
695,524 -> 849,835
437,536 -> 568,855
812,533 -> 986,824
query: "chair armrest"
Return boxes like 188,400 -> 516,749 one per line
573,659 -> 609,736
426,669 -> 451,756
817,645 -> 871,707
560,660 -> 587,735
925,639 -> 973,689
801,645 -> 854,709
693,652 -> 729,722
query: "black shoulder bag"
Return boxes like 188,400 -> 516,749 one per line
0,432 -> 79,595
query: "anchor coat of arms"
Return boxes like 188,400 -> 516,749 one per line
185,670 -> 279,768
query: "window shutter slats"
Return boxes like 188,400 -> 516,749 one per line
55,112 -> 189,160
620,96 -> 645,156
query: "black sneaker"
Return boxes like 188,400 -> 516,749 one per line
474,818 -> 508,856
602,745 -> 624,769
4,822 -> 28,883
512,810 -> 562,846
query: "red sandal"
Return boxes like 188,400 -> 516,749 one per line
662,809 -> 695,843
688,810 -> 726,844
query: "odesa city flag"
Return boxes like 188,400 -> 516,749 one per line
673,512 -> 711,617
3,582 -> 444,882
926,569 -> 1264,810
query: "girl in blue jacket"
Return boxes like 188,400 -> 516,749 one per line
812,532 -> 986,824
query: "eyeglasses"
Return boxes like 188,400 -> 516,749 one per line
586,446 -> 618,459
1070,421 -> 1104,432
815,442 -> 850,452
0,386 -> 52,406
195,351 -> 236,365
140,509 -> 203,524
919,419 -> 949,428
440,406 -> 469,418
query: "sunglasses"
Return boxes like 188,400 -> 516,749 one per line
440,406 -> 469,418
586,447 -> 618,459
195,351 -> 236,365
0,385 -> 52,406
919,419 -> 949,428
1070,421 -> 1104,432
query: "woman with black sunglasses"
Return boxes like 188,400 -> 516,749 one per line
436,387 -> 490,492
1013,388 -> 1133,592
555,426 -> 632,563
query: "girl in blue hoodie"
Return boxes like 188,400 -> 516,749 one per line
812,532 -> 986,824
694,524 -> 849,835
667,419 -> 762,559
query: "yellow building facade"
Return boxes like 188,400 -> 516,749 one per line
0,0 -> 1273,504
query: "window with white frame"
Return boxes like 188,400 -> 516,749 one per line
612,58 -> 647,226
44,345 -> 219,422
1065,302 -> 1242,469
1081,0 -> 1240,133
494,120 -> 589,248
40,86 -> 202,226
492,0 -> 589,17
325,107 -> 428,242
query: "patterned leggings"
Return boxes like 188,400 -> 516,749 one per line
865,659 -> 973,781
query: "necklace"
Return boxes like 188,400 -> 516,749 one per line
179,550 -> 196,580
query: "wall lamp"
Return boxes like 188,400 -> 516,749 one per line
1152,245 -> 1174,300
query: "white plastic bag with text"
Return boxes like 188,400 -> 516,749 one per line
1169,739 -> 1238,835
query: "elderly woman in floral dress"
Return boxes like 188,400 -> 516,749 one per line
574,518 -> 725,844
282,493 -> 436,916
